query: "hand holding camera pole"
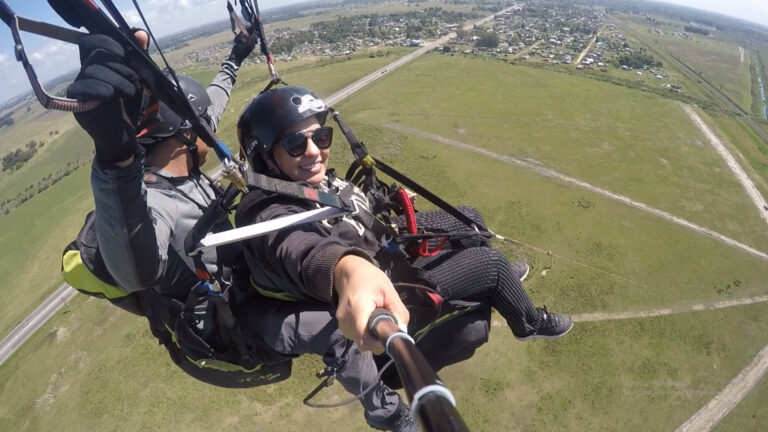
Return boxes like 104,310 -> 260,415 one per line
368,309 -> 470,432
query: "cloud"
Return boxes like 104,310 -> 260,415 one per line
119,0 -> 226,36
29,41 -> 78,68
0,52 -> 8,67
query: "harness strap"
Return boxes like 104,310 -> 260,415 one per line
374,157 -> 487,232
330,108 -> 487,233
245,170 -> 353,211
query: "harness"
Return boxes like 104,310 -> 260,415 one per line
62,171 -> 293,388
331,109 -> 493,259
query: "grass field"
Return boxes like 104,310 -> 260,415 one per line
716,365 -> 768,431
339,54 -> 768,251
599,17 -> 715,105
0,105 -> 83,204
2,7 -> 768,432
3,112 -> 768,429
0,126 -> 93,204
699,111 -> 768,204
0,164 -> 94,339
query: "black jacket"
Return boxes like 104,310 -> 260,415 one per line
235,176 -> 381,302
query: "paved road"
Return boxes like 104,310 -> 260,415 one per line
0,284 -> 77,366
0,6 -> 518,368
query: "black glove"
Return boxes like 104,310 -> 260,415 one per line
67,34 -> 143,164
228,29 -> 259,66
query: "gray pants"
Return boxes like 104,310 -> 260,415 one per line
242,298 -> 401,423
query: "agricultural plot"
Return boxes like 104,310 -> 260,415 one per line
0,126 -> 92,205
627,21 -> 752,114
593,18 -> 714,104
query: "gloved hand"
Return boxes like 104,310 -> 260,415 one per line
66,34 -> 143,164
228,28 -> 259,66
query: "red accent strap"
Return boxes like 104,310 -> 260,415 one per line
397,187 -> 449,258
397,188 -> 417,234
418,236 -> 449,257
195,268 -> 211,281
425,291 -> 443,309
397,188 -> 421,258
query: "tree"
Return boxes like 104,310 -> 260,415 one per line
474,29 -> 499,48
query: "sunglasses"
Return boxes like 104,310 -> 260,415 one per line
279,126 -> 333,157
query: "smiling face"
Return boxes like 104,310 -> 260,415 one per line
267,116 -> 330,185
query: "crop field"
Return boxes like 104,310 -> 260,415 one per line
0,105 -> 74,155
2,4 -> 768,432
620,17 -> 753,114
0,126 -> 92,204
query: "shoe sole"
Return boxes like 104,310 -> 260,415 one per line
514,320 -> 574,341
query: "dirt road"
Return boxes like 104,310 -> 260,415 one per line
682,104 -> 768,226
572,295 -> 768,322
675,342 -> 768,432
384,123 -> 768,262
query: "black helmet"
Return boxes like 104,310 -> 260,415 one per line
137,74 -> 211,148
237,86 -> 328,172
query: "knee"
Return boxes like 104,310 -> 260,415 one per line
458,206 -> 485,226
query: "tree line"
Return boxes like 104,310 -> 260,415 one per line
2,140 -> 42,172
0,112 -> 13,128
1,156 -> 90,217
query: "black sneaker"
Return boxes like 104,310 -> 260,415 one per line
515,306 -> 573,341
365,401 -> 419,432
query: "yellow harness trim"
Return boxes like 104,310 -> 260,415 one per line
62,250 -> 130,299
249,276 -> 300,302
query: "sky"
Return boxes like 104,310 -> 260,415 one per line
1,0 -> 768,105
0,0 -> 294,105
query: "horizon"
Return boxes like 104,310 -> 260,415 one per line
1,0 -> 768,106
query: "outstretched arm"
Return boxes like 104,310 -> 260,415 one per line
206,31 -> 258,129
333,254 -> 410,353
65,30 -> 164,291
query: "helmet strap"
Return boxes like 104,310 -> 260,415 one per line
176,129 -> 201,172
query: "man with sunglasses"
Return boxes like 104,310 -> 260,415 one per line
234,86 -> 572,431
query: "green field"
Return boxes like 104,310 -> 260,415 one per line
340,54 -> 768,251
2,4 -> 768,432
717,363 -> 768,431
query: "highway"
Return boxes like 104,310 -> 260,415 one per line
0,284 -> 77,365
0,6 -> 515,368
